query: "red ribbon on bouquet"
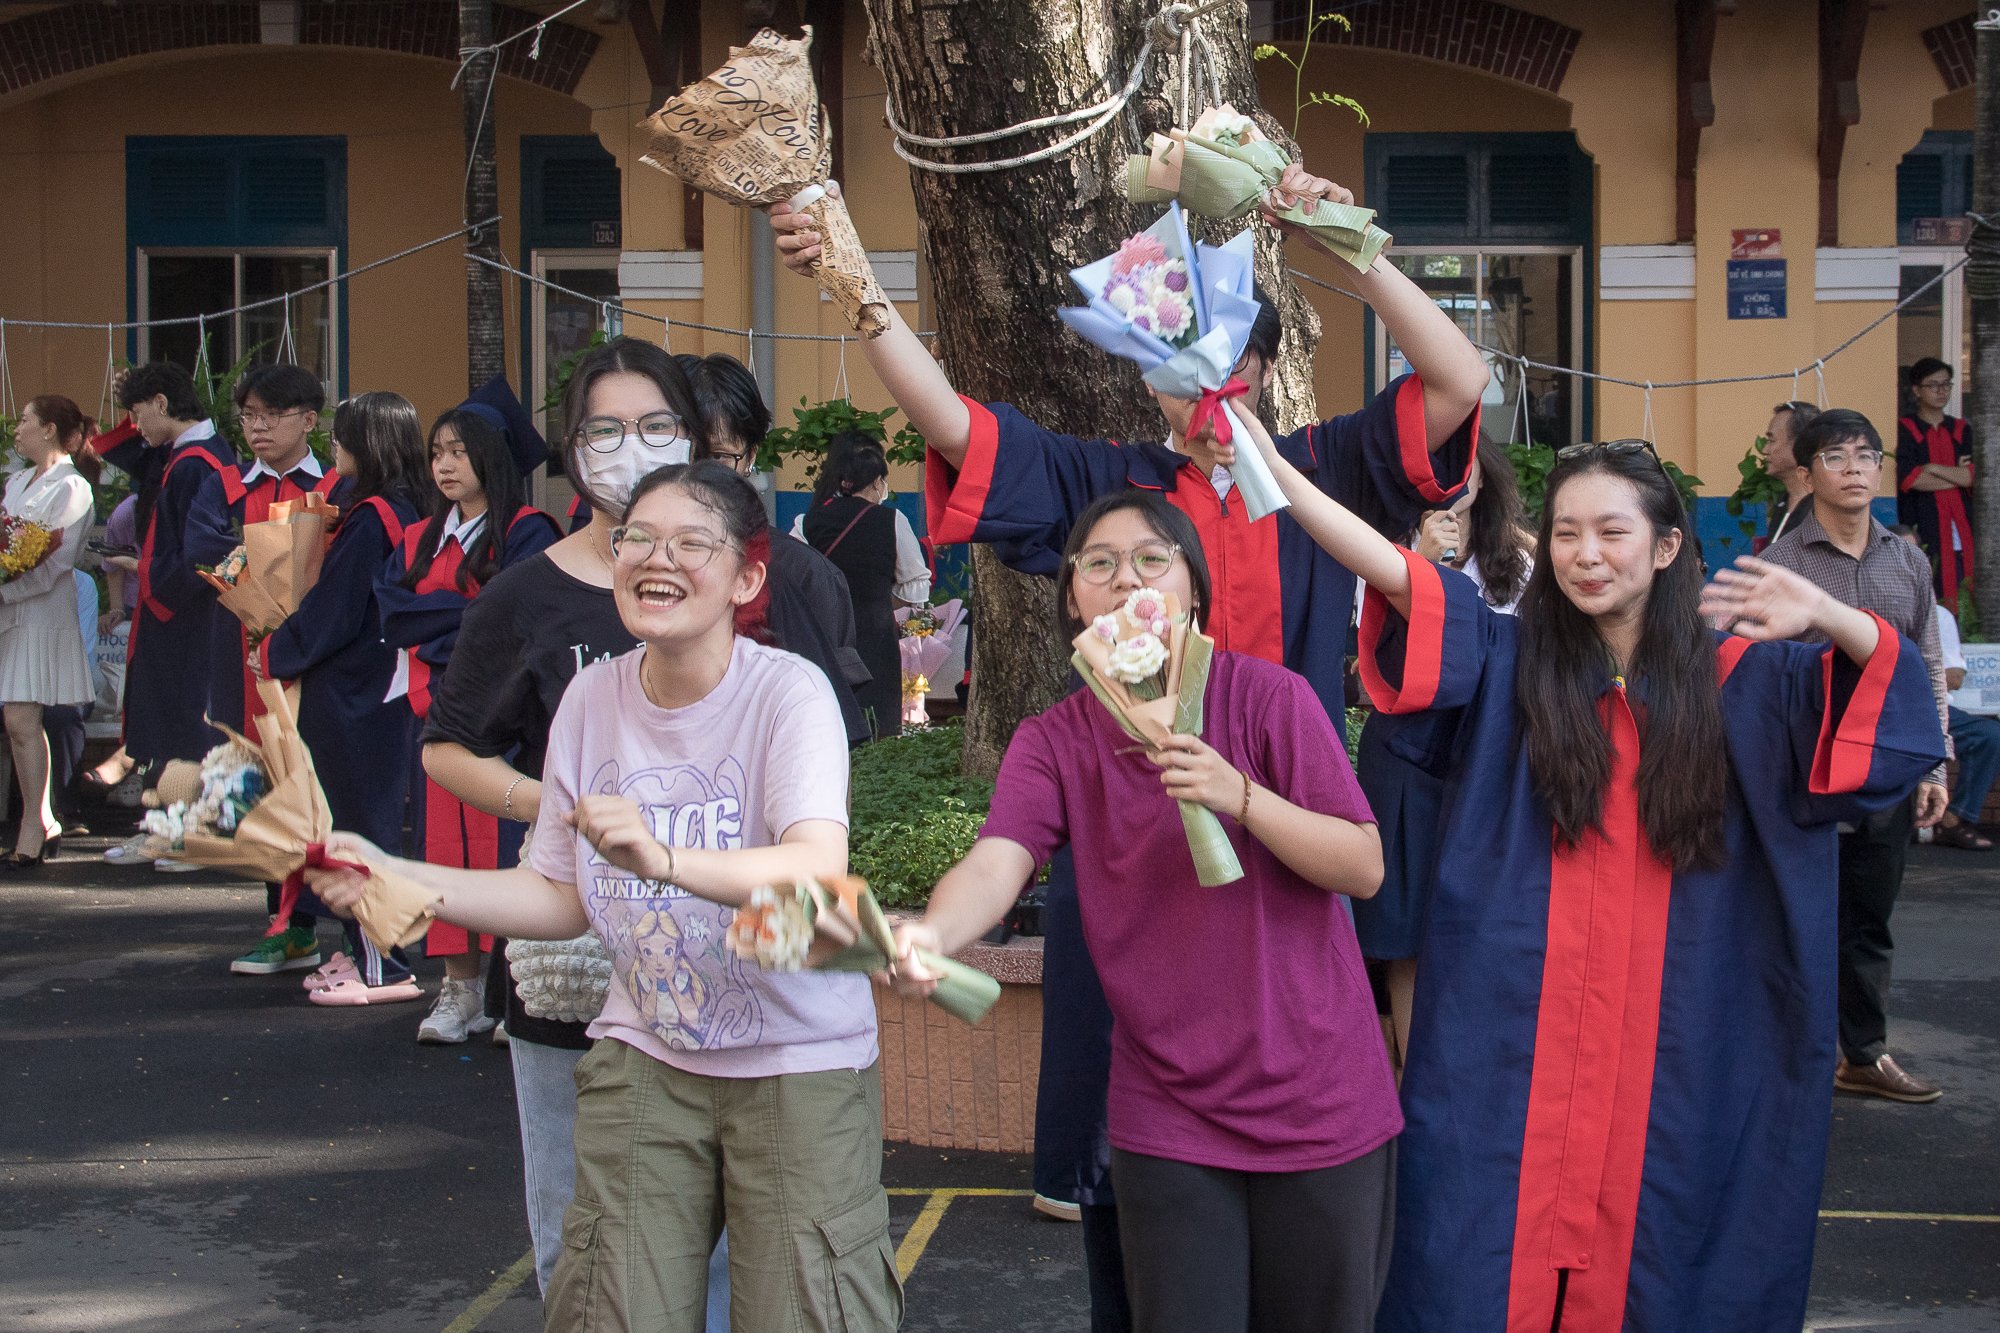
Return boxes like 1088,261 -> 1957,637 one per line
1186,377 -> 1251,446
264,843 -> 370,936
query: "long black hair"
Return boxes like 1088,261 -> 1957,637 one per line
401,407 -> 532,592
332,392 -> 428,512
1055,491 -> 1213,641
1464,437 -> 1532,607
1513,448 -> 1727,871
811,430 -> 888,507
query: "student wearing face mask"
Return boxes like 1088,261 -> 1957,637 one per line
417,339 -> 729,1323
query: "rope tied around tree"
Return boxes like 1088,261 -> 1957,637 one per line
1966,211 -> 2000,301
885,0 -> 1237,174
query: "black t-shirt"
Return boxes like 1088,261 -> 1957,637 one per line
766,531 -> 872,745
423,553 -> 637,1050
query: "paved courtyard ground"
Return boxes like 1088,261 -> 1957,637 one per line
2,806 -> 1994,1331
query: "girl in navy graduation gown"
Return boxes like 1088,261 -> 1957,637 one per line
258,392 -> 432,1005
1240,424 -> 1946,1332
377,404 -> 558,1041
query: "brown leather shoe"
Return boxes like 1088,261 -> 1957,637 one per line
1835,1054 -> 1943,1103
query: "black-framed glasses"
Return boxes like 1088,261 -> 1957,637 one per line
1069,541 -> 1180,586
1916,377 -> 1953,391
608,525 -> 735,570
1556,438 -> 1662,466
574,411 -> 687,453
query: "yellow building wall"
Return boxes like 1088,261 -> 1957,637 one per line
0,1 -> 1978,507
0,45 -> 596,430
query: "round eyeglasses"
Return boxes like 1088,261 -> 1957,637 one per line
1069,541 -> 1180,586
608,525 -> 734,571
574,412 -> 687,454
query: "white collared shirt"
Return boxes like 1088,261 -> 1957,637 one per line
171,419 -> 219,449
243,451 -> 325,487
435,505 -> 490,555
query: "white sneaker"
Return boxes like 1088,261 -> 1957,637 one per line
153,857 -> 201,874
417,977 -> 496,1044
104,833 -> 161,864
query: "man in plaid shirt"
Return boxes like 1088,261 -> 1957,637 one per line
1763,407 -> 1951,1103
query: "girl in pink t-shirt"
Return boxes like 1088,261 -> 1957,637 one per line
310,462 -> 900,1331
890,491 -> 1400,1333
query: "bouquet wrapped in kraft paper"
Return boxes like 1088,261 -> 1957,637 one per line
728,873 -> 1001,1025
150,676 -> 437,952
1127,105 -> 1392,274
642,26 -> 889,338
199,493 -> 337,636
1072,587 -> 1242,888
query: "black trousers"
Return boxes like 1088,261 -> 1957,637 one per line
1837,796 -> 1915,1064
1110,1142 -> 1395,1333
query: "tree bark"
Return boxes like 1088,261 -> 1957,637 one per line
861,0 -> 1318,775
461,0 -> 505,392
1975,20 -> 2000,636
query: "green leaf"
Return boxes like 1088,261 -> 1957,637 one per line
1252,43 -> 1282,60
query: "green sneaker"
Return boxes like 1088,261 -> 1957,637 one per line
230,927 -> 322,976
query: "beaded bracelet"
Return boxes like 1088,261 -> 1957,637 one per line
1238,770 -> 1252,824
503,775 -> 527,819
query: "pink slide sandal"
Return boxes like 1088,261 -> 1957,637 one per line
308,978 -> 423,1007
301,952 -> 360,990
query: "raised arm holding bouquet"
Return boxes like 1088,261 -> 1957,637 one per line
768,166 -> 1486,726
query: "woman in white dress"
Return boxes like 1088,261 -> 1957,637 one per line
0,396 -> 101,867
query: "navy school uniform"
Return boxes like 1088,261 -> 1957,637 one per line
377,506 -> 560,953
184,458 -> 340,742
258,483 -> 422,984
924,373 -> 1476,718
123,428 -> 236,770
1359,551 -> 1945,1333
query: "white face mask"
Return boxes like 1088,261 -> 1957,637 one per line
579,434 -> 691,511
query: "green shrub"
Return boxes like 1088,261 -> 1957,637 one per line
848,724 -> 994,910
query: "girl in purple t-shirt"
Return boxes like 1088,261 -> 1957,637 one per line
890,491 -> 1401,1333
310,462 -> 901,1332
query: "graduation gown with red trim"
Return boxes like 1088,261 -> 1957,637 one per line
924,373 -> 1475,715
123,434 -> 236,767
258,483 -> 420,852
1360,551 -> 1946,1333
376,506 -> 559,948
376,506 -> 561,718
185,459 -> 341,740
1895,413 -> 1974,603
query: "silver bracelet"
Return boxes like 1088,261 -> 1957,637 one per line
502,775 -> 527,819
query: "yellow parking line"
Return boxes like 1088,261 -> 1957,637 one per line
1819,1209 -> 2000,1224
441,1250 -> 537,1333
887,1187 -> 1035,1197
896,1192 -> 956,1282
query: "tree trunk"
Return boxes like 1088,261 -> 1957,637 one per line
1973,21 -> 2000,636
461,0 -> 505,392
861,0 -> 1318,775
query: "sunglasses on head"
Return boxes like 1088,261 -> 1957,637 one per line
1555,438 -> 1663,467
